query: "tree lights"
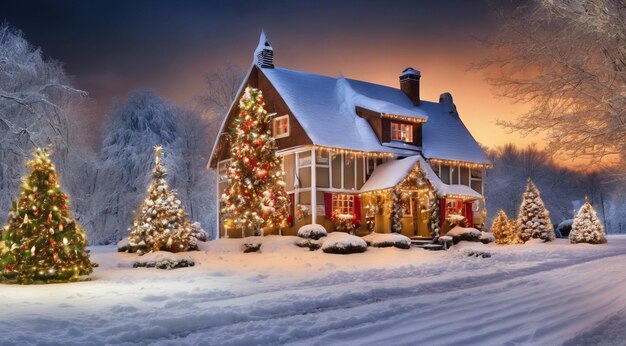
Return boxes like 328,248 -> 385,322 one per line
0,148 -> 95,284
221,87 -> 289,237
126,146 -> 195,255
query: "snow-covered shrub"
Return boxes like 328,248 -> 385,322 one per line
480,231 -> 495,244
295,238 -> 322,251
517,179 -> 554,242
570,200 -> 607,244
362,232 -> 411,249
132,255 -> 194,270
557,219 -> 573,237
243,242 -> 262,253
297,224 -> 327,240
491,210 -> 523,245
465,250 -> 492,258
190,222 -> 209,242
447,226 -> 481,244
117,237 -> 131,252
321,232 -> 367,254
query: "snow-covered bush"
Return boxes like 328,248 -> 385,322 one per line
479,231 -> 495,244
295,238 -> 322,251
132,254 -> 195,270
517,179 -> 554,242
190,222 -> 209,242
321,232 -> 367,254
570,200 -> 607,244
243,241 -> 262,253
117,237 -> 131,252
297,224 -> 327,240
362,232 -> 411,249
557,219 -> 573,237
446,226 -> 481,244
491,210 -> 523,245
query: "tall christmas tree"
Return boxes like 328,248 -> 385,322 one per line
0,148 -> 94,284
127,146 -> 194,255
390,189 -> 403,234
517,179 -> 554,242
570,198 -> 607,244
221,87 -> 289,237
491,209 -> 523,245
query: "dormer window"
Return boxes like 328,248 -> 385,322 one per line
391,122 -> 413,143
273,114 -> 290,138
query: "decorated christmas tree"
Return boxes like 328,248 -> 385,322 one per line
390,189 -> 403,234
517,179 -> 554,242
570,198 -> 607,244
0,148 -> 94,284
491,209 -> 523,245
126,146 -> 194,255
221,87 -> 289,237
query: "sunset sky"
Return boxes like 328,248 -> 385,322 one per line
3,0 -> 547,157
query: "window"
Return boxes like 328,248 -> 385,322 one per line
273,115 -> 289,138
332,194 -> 354,216
391,122 -> 413,143
218,162 -> 229,183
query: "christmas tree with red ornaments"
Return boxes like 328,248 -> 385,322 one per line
220,87 -> 289,237
0,148 -> 95,284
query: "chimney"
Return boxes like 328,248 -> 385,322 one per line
439,92 -> 458,117
399,67 -> 421,106
254,30 -> 274,68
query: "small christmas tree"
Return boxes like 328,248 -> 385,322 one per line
491,210 -> 523,245
127,146 -> 194,255
0,148 -> 94,284
390,189 -> 403,234
570,198 -> 607,244
517,179 -> 554,242
221,87 -> 289,237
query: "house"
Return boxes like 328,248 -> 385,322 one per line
208,32 -> 492,239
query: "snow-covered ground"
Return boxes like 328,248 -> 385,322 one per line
2,235 -> 626,346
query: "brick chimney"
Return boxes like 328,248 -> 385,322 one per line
399,67 -> 421,106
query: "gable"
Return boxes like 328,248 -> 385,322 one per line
208,65 -> 311,168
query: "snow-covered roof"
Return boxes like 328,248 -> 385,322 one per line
359,155 -> 482,199
360,156 -> 421,192
260,67 -> 491,165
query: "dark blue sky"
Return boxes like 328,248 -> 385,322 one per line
2,1 -> 524,147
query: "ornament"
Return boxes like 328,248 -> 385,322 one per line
47,213 -> 52,222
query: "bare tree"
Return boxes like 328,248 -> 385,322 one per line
0,23 -> 86,214
477,0 -> 626,170
195,63 -> 245,139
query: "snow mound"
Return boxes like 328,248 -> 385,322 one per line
321,232 -> 367,254
362,232 -> 411,249
204,236 -> 300,254
298,224 -> 328,240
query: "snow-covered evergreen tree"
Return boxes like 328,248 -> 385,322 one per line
491,209 -> 523,245
220,87 -> 289,237
570,198 -> 607,244
126,146 -> 194,255
517,179 -> 554,242
390,189 -> 403,234
93,91 -> 181,244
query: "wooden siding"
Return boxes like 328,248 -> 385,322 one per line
209,66 -> 312,167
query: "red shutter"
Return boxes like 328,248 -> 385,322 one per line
288,193 -> 295,226
439,198 -> 446,225
324,192 -> 333,219
465,201 -> 474,227
353,195 -> 361,224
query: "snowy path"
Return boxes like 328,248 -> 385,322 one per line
1,236 -> 625,345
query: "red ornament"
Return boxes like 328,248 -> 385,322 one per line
47,213 -> 52,222
242,111 -> 247,116
5,265 -> 12,271
20,244 -> 26,251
